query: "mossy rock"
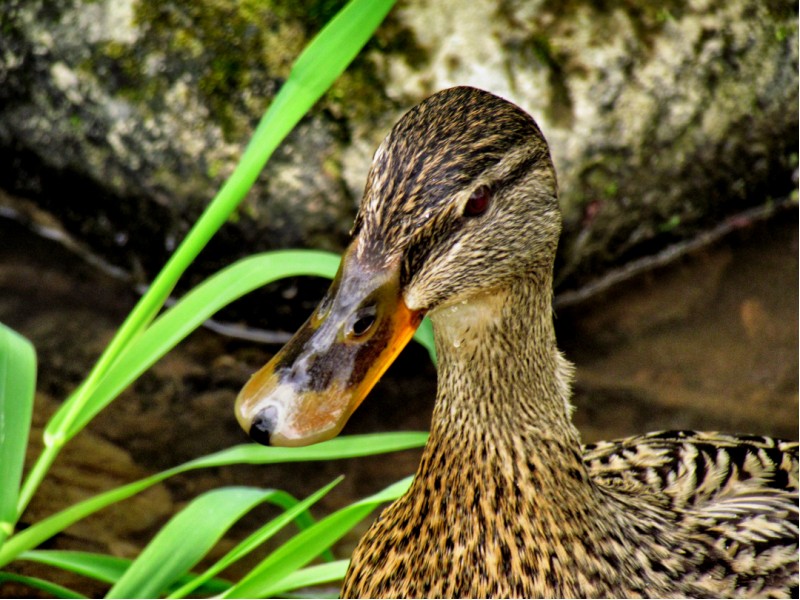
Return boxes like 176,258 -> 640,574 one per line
0,0 -> 796,316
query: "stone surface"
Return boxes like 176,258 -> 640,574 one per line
1,1 -> 796,310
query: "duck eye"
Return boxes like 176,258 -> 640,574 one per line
464,185 -> 492,217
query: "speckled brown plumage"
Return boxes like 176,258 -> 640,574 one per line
338,87 -> 799,598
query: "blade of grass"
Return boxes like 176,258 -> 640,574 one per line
168,477 -> 341,599
415,317 -> 437,364
24,480 -> 343,598
107,487 -> 274,599
21,0 -> 397,518
20,551 -> 131,586
224,476 -> 413,599
53,251 -> 339,439
256,488 -> 333,554
20,550 -> 230,596
0,432 -> 426,568
0,571 -> 84,599
0,323 -> 36,546
54,249 -> 434,440
266,559 -> 350,598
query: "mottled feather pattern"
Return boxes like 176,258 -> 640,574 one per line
337,87 -> 798,598
585,432 -> 799,595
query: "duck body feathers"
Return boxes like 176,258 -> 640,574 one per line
344,431 -> 798,598
585,431 -> 799,597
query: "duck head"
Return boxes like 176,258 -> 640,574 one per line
235,86 -> 560,446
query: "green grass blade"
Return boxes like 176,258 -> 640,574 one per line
415,317 -> 437,364
106,487 -> 275,599
20,550 -> 230,595
0,571 -> 85,599
20,551 -> 130,585
0,323 -> 36,545
224,476 -> 413,599
242,488 -> 318,537
249,0 -> 397,156
237,488 -> 337,563
28,0 -> 397,511
0,433 -> 426,568
52,0 -> 396,422
266,559 -> 350,598
178,433 -> 428,468
54,248 -> 434,440
168,478 -> 341,599
52,251 -> 340,439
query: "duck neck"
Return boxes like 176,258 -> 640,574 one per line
428,273 -> 579,449
411,271 -> 603,537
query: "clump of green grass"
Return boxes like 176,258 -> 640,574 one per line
0,1 -> 435,596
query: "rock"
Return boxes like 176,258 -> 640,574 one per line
0,0 -> 370,287
0,0 -> 796,310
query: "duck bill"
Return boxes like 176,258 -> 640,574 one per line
235,246 -> 424,447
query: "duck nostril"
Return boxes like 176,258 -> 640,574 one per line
316,293 -> 333,320
352,314 -> 376,336
249,405 -> 279,446
349,306 -> 377,338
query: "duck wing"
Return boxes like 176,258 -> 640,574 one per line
583,430 -> 798,596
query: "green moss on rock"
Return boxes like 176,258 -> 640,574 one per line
84,0 -> 412,141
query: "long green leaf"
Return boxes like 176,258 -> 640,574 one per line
52,251 -> 340,439
0,323 -> 36,546
177,432 -> 428,468
168,478 -> 341,599
0,433 -> 426,568
224,476 -> 413,599
20,550 -> 230,595
54,250 -> 434,439
415,317 -> 437,364
24,0 -> 397,517
20,550 -> 128,585
267,559 -> 350,598
107,487 -> 272,598
0,571 -> 84,599
23,480 -> 349,599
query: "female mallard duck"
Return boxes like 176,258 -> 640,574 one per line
235,87 -> 799,598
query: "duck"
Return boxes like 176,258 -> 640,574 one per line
234,86 -> 799,598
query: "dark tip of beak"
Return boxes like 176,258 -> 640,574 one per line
249,405 -> 279,446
